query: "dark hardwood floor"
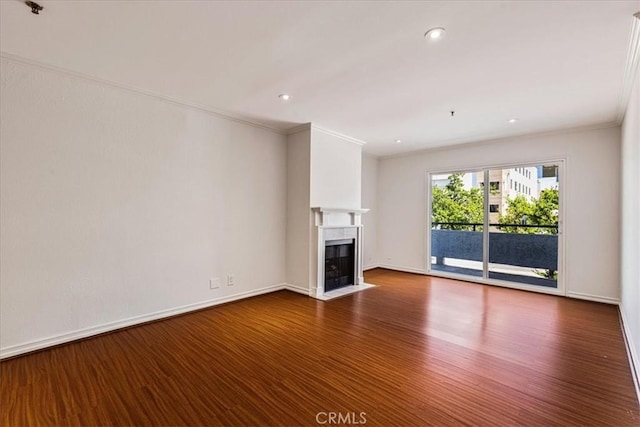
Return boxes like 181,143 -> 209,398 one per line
2,268 -> 638,426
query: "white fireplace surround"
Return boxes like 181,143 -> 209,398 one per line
311,207 -> 370,299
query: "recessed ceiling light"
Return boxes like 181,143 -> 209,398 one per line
425,27 -> 446,40
508,118 -> 518,123
395,139 -> 402,144
278,94 -> 291,101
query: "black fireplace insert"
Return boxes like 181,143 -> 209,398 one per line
324,239 -> 355,292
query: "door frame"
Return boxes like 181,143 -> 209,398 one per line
425,158 -> 566,296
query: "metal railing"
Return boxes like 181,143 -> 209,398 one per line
432,222 -> 558,232
431,228 -> 558,271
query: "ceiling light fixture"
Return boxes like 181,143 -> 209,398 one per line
425,27 -> 446,40
278,94 -> 291,101
508,118 -> 518,123
395,139 -> 402,144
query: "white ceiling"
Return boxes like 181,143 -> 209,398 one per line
1,1 -> 638,156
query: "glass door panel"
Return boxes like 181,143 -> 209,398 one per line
428,163 -> 562,291
430,172 -> 484,278
486,164 -> 560,288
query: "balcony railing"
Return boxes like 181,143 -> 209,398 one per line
433,222 -> 558,233
430,225 -> 558,288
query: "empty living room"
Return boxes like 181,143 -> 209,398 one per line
1,1 -> 640,426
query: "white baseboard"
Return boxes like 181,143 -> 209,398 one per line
619,304 -> 640,404
283,283 -> 311,295
566,291 -> 620,305
363,264 -> 380,271
0,283 -> 289,359
376,263 -> 427,275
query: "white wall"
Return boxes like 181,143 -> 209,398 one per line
361,154 -> 378,269
284,126 -> 364,294
310,128 -> 362,208
285,129 -> 312,292
378,126 -> 621,301
0,58 -> 287,356
621,68 -> 640,387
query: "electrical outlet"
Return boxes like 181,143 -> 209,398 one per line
227,274 -> 234,286
209,278 -> 220,289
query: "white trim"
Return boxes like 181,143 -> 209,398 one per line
0,283 -> 290,359
363,264 -> 380,271
287,123 -> 368,146
0,51 -> 286,136
311,125 -> 368,146
315,283 -> 376,301
565,291 -> 620,305
482,169 -> 490,279
312,207 -> 370,214
380,122 -> 619,160
619,303 -> 640,404
283,283 -> 310,295
426,157 -> 567,178
424,171 -> 432,273
286,123 -> 312,135
616,13 -> 640,124
427,270 -> 565,297
376,264 -> 427,275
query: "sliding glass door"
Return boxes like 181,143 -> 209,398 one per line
428,162 -> 562,292
430,171 -> 484,278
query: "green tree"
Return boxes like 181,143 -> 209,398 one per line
498,188 -> 559,234
498,188 -> 559,279
432,174 -> 484,231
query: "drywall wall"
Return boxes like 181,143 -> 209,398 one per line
285,125 -> 364,293
0,58 -> 287,356
285,128 -> 312,293
362,154 -> 378,269
621,68 -> 640,386
378,125 -> 621,302
310,128 -> 362,208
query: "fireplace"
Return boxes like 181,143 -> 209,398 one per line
311,207 -> 369,299
324,239 -> 355,292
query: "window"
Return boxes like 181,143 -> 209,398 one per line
510,179 -> 513,189
489,204 -> 499,213
490,181 -> 500,191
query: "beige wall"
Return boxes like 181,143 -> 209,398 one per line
0,58 -> 288,356
620,66 -> 640,389
285,128 -> 312,292
361,154 -> 378,269
377,125 -> 621,302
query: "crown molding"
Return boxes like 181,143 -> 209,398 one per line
0,51 -> 287,136
379,121 -> 619,160
615,12 -> 640,124
311,124 -> 368,146
285,123 -> 368,146
285,123 -> 312,136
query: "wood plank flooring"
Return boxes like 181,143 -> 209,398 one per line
2,268 -> 638,426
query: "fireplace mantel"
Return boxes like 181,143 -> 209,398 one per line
311,207 -> 370,227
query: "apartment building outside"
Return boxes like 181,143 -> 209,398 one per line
476,167 -> 538,224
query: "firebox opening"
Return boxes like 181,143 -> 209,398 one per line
324,239 -> 355,292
